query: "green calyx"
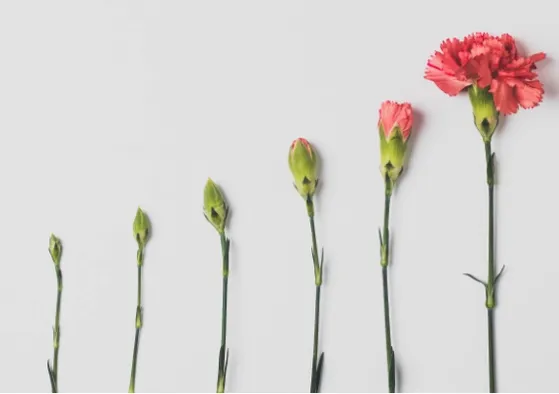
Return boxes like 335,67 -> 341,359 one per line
379,127 -> 407,186
133,207 -> 151,247
49,234 -> 62,266
203,178 -> 228,234
289,139 -> 319,199
468,84 -> 499,142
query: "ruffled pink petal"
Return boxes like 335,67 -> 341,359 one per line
425,55 -> 471,95
513,79 -> 544,109
397,104 -> 413,141
424,38 -> 474,96
468,55 -> 492,88
528,52 -> 546,63
498,34 -> 517,59
490,79 -> 519,115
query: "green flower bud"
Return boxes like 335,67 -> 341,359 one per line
203,178 -> 228,234
288,138 -> 319,199
133,207 -> 151,247
468,84 -> 499,142
49,234 -> 62,266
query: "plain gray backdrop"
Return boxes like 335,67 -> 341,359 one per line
0,0 -> 557,392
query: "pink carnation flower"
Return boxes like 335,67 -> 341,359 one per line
425,32 -> 546,115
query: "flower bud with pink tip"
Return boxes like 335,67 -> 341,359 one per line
288,138 -> 319,199
378,101 -> 413,185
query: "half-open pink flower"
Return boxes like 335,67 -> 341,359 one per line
378,101 -> 413,184
378,101 -> 413,141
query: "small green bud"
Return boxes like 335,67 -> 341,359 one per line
468,84 -> 499,142
288,138 -> 319,199
203,178 -> 228,234
49,234 -> 62,266
133,207 -> 151,247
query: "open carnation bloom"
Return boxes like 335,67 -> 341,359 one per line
425,33 -> 545,394
424,32 -> 545,115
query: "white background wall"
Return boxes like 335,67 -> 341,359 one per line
0,1 -> 557,392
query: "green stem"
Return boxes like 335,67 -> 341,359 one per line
220,233 -> 229,348
382,267 -> 394,391
310,284 -> 321,393
381,177 -> 395,393
217,233 -> 230,393
488,309 -> 495,393
51,266 -> 62,393
485,141 -> 496,393
308,215 -> 318,267
307,197 -> 323,393
129,328 -> 140,393
129,247 -> 144,393
485,142 -> 495,289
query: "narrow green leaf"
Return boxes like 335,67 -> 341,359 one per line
218,345 -> 225,373
310,247 -> 318,267
388,347 -> 395,393
47,360 -> 57,393
494,265 -> 506,284
223,348 -> 230,388
314,352 -> 324,393
463,273 -> 487,287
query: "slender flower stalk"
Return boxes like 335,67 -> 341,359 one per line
129,207 -> 151,393
380,176 -> 394,393
461,102 -> 504,393
216,232 -> 230,393
47,234 -> 63,393
377,101 -> 413,393
425,32 -> 545,392
203,178 -> 230,393
307,196 -> 324,393
485,140 -> 496,392
288,138 -> 324,393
